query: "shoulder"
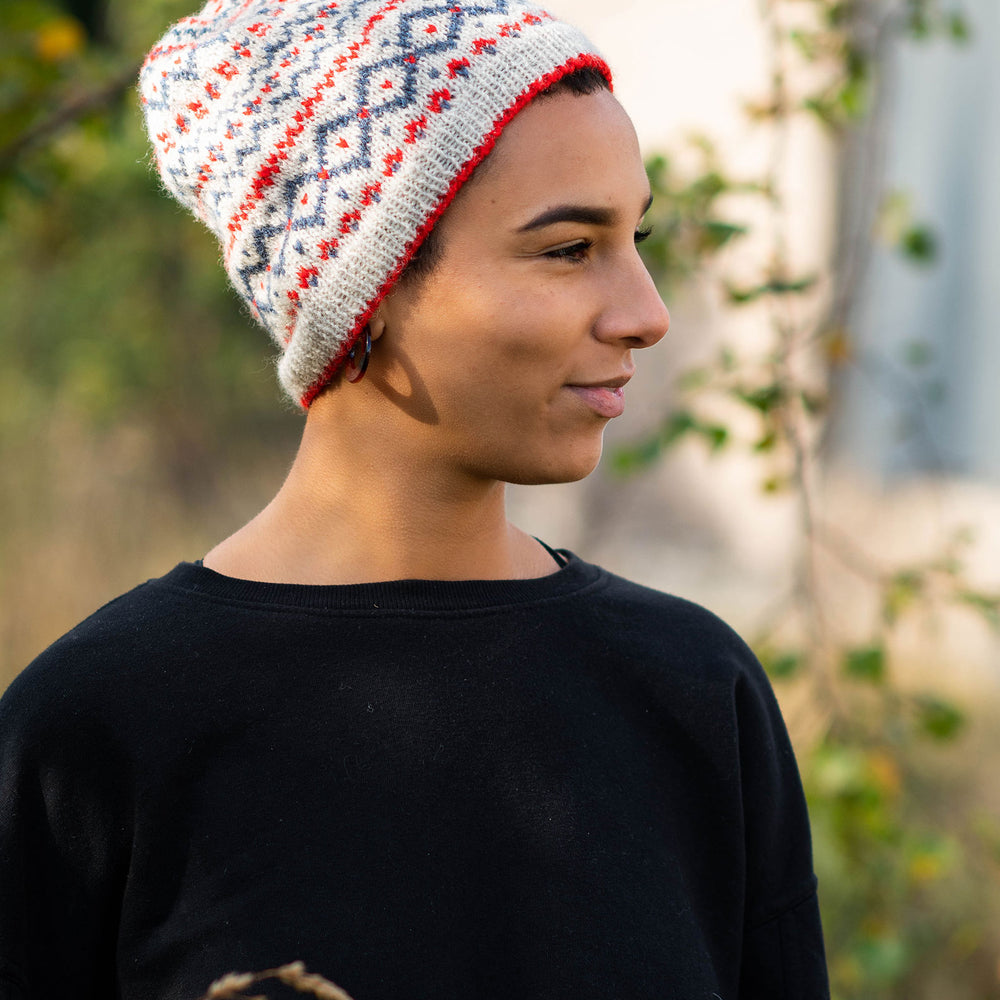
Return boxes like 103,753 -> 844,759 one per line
567,560 -> 796,775
0,572 -> 184,746
577,569 -> 819,918
572,559 -> 769,688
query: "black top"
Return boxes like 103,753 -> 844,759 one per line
0,552 -> 828,1000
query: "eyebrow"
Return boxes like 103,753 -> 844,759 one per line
517,192 -> 655,233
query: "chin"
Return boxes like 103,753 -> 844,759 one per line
500,437 -> 605,486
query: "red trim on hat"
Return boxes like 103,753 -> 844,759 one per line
299,52 -> 613,408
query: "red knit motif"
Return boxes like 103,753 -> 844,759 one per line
359,182 -> 382,206
427,89 -> 452,115
382,148 -> 404,176
339,209 -> 362,235
297,265 -> 320,289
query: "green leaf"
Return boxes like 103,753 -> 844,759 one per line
610,435 -> 662,476
900,224 -> 938,264
663,412 -> 729,453
737,384 -> 784,415
906,833 -> 958,882
762,475 -> 790,494
725,283 -> 767,305
956,590 -> 1000,630
692,170 -> 727,200
800,390 -> 827,416
909,8 -> 931,39
914,696 -> 965,741
853,932 -> 910,984
754,430 -> 778,453
725,275 -> 818,304
844,645 -> 886,684
825,2 -> 851,27
661,409 -> 698,447
699,219 -> 748,251
903,339 -> 934,368
678,367 -> 711,391
801,96 -> 840,130
948,11 -> 972,43
834,48 -> 871,121
644,153 -> 668,181
610,409 -> 706,476
699,423 -> 729,452
764,651 -> 803,680
883,570 -> 923,625
611,406 -> 735,474
788,29 -> 821,61
809,743 -> 868,797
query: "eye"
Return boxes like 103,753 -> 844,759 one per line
634,224 -> 654,245
543,240 -> 593,263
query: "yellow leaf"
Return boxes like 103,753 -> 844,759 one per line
908,851 -> 944,884
35,17 -> 86,63
824,327 -> 853,365
866,749 -> 901,797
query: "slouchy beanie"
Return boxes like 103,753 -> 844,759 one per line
139,0 -> 610,408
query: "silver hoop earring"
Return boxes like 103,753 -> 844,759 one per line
346,326 -> 372,384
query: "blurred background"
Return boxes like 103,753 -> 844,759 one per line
1,0 -> 998,995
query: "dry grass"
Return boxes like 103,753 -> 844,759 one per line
201,962 -> 356,1000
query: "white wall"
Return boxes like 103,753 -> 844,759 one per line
832,0 -> 1000,482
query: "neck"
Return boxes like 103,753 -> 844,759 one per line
203,388 -> 558,585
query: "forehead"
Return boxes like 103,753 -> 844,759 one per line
447,89 -> 647,226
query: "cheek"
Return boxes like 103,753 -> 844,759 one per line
386,261 -> 596,436
469,282 -> 582,370
436,289 -> 570,388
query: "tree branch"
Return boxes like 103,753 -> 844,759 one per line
0,61 -> 142,171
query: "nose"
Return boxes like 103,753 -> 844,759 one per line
592,250 -> 670,350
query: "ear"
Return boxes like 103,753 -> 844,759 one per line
369,308 -> 388,343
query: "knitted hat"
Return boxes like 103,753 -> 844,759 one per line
139,0 -> 611,408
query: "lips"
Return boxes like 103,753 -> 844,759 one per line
564,373 -> 633,419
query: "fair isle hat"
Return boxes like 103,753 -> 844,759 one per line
139,0 -> 611,408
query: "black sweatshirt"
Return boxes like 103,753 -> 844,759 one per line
0,551 -> 828,1000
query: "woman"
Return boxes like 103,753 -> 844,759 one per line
0,2 -> 829,998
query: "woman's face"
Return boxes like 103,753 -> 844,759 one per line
370,87 -> 670,486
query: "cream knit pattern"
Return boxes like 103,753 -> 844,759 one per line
139,0 -> 610,407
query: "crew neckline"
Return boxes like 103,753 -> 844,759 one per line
154,549 -> 604,613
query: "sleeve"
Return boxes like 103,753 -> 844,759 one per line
0,663 -> 130,1000
733,657 -> 830,1000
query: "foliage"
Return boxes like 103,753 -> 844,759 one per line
0,0 -> 301,478
638,144 -> 756,298
629,1 -> 998,997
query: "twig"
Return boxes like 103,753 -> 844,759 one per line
200,962 -> 357,1000
0,61 -> 142,170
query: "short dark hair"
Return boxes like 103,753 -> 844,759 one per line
398,66 -> 611,286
